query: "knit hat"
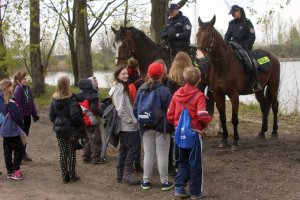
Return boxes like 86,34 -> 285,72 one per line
147,62 -> 164,78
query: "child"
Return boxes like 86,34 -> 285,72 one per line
14,71 -> 39,162
0,79 -> 24,180
49,76 -> 86,183
76,76 -> 103,164
167,67 -> 211,199
133,62 -> 174,191
127,57 -> 144,173
166,52 -> 194,176
108,65 -> 140,185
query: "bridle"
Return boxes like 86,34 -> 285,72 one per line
115,37 -> 135,62
197,29 -> 230,61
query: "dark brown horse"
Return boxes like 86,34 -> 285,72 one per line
111,26 -> 171,77
196,16 -> 280,150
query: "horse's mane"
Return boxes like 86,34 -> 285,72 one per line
118,26 -> 161,48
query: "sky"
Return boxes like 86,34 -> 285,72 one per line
176,0 -> 300,44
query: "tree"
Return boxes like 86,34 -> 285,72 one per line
30,0 -> 44,95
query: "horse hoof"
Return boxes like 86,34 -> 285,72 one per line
271,133 -> 278,139
231,145 -> 239,151
218,142 -> 228,148
257,134 -> 265,139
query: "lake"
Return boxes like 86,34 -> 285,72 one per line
45,61 -> 300,114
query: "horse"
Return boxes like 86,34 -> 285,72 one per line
111,26 -> 171,77
196,15 -> 280,150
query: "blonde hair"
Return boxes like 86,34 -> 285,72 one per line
168,52 -> 193,86
183,67 -> 201,85
0,78 -> 13,103
53,76 -> 72,99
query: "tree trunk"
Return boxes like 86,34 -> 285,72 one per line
150,0 -> 168,43
0,6 -> 8,79
69,33 -> 79,86
30,0 -> 45,95
75,0 -> 93,80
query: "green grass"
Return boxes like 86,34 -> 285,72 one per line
34,84 -> 109,107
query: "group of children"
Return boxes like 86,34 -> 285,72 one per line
0,72 -> 39,180
110,50 -> 211,199
0,50 -> 211,199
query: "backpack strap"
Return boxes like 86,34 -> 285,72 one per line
180,93 -> 198,109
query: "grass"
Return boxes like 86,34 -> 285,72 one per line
34,84 -> 109,107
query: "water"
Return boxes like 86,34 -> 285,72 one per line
45,61 -> 300,113
239,61 -> 300,113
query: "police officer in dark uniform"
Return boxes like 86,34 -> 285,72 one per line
161,3 -> 192,60
225,5 -> 262,92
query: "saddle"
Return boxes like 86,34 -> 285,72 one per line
228,41 -> 271,72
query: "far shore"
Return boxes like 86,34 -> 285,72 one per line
279,57 -> 300,62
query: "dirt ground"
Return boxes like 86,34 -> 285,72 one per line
0,106 -> 299,200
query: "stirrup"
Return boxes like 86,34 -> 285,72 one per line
252,83 -> 262,92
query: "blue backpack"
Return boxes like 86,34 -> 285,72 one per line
137,86 -> 163,127
175,104 -> 197,149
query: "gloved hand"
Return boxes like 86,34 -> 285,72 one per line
33,115 -> 40,122
167,32 -> 176,39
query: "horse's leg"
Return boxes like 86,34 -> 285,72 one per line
268,87 -> 279,138
229,94 -> 239,150
214,93 -> 229,147
255,90 -> 269,139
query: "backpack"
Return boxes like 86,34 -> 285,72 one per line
175,103 -> 197,149
128,77 -> 143,105
79,99 -> 100,127
137,86 -> 163,127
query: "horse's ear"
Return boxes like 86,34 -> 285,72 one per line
209,15 -> 216,26
198,16 -> 204,27
111,26 -> 117,35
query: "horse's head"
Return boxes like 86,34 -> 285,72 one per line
196,15 -> 217,57
111,27 -> 136,66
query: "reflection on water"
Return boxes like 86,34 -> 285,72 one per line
45,61 -> 300,113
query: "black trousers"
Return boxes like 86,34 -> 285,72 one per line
3,136 -> 24,173
23,116 -> 31,155
117,131 -> 138,179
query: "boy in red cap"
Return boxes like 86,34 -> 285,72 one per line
133,62 -> 174,191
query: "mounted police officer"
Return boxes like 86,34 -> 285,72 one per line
161,3 -> 192,61
225,5 -> 262,92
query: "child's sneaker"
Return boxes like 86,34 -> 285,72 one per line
7,171 -> 13,179
141,182 -> 151,190
175,187 -> 190,198
190,192 -> 207,199
161,181 -> 174,191
11,170 -> 23,180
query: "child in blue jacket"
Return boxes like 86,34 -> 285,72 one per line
0,79 -> 24,180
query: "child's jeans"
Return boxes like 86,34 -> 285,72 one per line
175,135 -> 203,196
3,136 -> 24,172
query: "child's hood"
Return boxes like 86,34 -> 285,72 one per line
173,84 -> 200,103
108,83 -> 123,97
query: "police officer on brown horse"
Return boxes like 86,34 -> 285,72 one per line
161,3 -> 192,61
225,5 -> 262,92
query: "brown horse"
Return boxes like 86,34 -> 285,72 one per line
111,26 -> 171,77
196,15 -> 280,150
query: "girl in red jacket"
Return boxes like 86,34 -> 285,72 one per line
167,67 -> 211,199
